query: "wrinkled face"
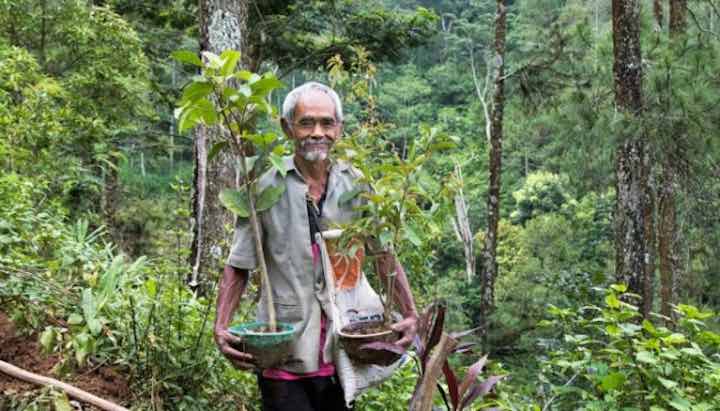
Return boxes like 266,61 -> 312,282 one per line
282,90 -> 342,162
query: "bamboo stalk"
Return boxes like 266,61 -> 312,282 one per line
0,360 -> 128,411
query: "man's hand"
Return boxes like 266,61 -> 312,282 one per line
391,315 -> 418,349
214,328 -> 255,370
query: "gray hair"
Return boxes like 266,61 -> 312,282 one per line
281,81 -> 344,122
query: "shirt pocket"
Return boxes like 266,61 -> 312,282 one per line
275,302 -> 303,324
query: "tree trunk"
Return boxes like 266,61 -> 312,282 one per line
653,0 -> 664,29
658,164 -> 678,321
453,163 -> 475,283
669,0 -> 687,34
479,0 -> 507,345
614,140 -> 648,296
658,0 -> 688,322
612,0 -> 651,311
189,0 -> 248,291
642,149 -> 655,318
612,1 -> 643,112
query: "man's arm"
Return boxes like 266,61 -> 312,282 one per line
214,265 -> 255,369
375,252 -> 418,348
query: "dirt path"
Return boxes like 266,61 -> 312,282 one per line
0,311 -> 131,408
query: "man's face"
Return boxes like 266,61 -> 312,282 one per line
283,91 -> 342,162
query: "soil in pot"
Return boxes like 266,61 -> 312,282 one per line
229,322 -> 295,369
338,320 -> 403,366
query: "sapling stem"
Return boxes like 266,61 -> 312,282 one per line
238,150 -> 277,332
218,100 -> 277,333
385,260 -> 394,328
382,154 -> 414,328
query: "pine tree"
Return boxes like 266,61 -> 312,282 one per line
658,0 -> 688,321
479,0 -> 507,345
612,0 -> 653,315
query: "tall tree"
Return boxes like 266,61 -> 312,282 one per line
658,0 -> 688,320
669,0 -> 687,33
612,0 -> 652,314
653,0 -> 664,29
479,0 -> 507,344
189,0 -> 248,290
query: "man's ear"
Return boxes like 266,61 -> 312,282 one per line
336,121 -> 344,140
281,118 -> 294,139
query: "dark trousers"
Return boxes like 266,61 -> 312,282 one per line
257,374 -> 351,411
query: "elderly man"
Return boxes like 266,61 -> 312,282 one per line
213,81 -> 418,411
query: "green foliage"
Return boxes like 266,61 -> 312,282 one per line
511,172 -> 570,225
173,49 -> 288,185
0,0 -> 152,216
0,387 -> 79,411
537,286 -> 720,410
355,360 -> 418,410
250,1 -> 438,74
3,0 -> 720,409
336,123 -> 457,255
462,186 -> 613,351
0,46 -> 89,199
0,171 -> 259,409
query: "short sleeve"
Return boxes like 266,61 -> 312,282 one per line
226,217 -> 259,269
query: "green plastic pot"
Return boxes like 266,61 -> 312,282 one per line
228,322 -> 295,369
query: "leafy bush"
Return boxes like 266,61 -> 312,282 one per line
355,360 -> 418,411
0,173 -> 259,409
537,285 -> 720,410
511,172 -> 570,225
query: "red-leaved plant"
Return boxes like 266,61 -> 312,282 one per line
409,302 -> 504,411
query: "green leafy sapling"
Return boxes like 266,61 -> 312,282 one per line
327,50 -> 458,330
337,125 -> 458,328
173,49 -> 286,332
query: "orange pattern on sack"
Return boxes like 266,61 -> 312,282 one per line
327,240 -> 364,290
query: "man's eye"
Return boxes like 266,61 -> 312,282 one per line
299,120 -> 314,127
321,120 -> 336,127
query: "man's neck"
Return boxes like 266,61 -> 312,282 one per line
293,154 -> 329,183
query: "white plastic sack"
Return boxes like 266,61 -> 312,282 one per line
316,230 -> 402,407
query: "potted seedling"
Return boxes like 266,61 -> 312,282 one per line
332,124 -> 458,366
173,49 -> 293,368
320,48 -> 458,367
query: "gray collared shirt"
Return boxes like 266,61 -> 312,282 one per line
226,155 -> 366,373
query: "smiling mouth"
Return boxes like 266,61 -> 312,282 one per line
301,139 -> 331,150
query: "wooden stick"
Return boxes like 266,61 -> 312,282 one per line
0,360 -> 129,411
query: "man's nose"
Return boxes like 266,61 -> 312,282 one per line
311,121 -> 325,136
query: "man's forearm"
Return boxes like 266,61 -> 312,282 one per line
375,253 -> 418,318
215,265 -> 249,331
